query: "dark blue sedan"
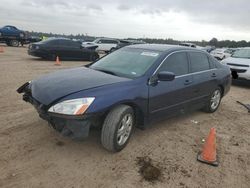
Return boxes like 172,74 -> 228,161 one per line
17,44 -> 231,152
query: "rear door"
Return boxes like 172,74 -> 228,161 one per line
148,51 -> 194,120
188,51 -> 218,107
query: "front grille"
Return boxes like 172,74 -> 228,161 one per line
227,63 -> 249,67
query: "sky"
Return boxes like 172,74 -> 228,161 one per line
0,0 -> 250,41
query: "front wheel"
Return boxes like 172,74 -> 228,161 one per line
90,53 -> 99,61
101,105 -> 135,152
110,48 -> 116,53
203,88 -> 222,113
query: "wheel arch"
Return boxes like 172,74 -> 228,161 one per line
218,84 -> 225,97
102,101 -> 146,129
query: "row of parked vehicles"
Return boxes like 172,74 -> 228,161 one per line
179,43 -> 250,80
27,37 -> 250,81
28,37 -> 145,61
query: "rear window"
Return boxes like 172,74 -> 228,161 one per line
58,40 -> 80,47
189,52 -> 210,73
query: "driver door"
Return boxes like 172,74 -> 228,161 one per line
148,52 -> 194,121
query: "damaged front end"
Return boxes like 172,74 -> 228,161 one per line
17,82 -> 94,140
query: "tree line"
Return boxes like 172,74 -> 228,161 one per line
28,31 -> 250,48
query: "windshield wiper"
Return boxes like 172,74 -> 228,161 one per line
95,68 -> 118,76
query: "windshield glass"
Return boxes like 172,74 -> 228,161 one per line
232,49 -> 250,59
90,48 -> 162,78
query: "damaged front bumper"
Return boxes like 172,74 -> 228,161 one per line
17,82 -> 100,140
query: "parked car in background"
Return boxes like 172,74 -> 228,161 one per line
28,38 -> 99,61
110,39 -> 146,52
210,48 -> 232,60
179,43 -> 196,48
0,25 -> 27,46
221,48 -> 250,80
18,44 -> 231,152
82,38 -> 119,53
201,46 -> 216,53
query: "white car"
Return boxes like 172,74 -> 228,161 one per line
82,38 -> 119,53
221,48 -> 250,80
210,48 -> 232,60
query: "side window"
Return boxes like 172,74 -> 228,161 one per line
109,40 -> 118,44
48,40 -> 59,46
58,40 -> 67,46
61,40 -> 79,47
159,52 -> 189,76
189,52 -> 210,73
209,56 -> 218,68
101,40 -> 108,44
96,40 -> 102,44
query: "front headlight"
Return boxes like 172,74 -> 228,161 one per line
48,97 -> 95,115
35,45 -> 40,50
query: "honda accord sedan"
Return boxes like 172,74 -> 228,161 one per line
18,44 -> 231,152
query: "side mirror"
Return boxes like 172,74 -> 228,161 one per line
157,71 -> 175,81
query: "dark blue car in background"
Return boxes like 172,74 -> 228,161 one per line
17,44 -> 231,152
0,25 -> 27,46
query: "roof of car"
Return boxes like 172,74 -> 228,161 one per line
95,38 -> 119,41
127,44 -> 200,52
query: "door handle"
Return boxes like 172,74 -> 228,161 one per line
184,80 -> 192,85
211,73 -> 217,77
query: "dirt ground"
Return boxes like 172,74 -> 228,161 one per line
0,45 -> 249,188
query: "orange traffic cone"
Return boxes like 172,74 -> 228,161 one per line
55,56 -> 61,66
0,46 -> 4,53
197,128 -> 218,166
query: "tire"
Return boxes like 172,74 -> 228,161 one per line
203,87 -> 222,113
110,48 -> 116,53
90,53 -> 99,61
101,105 -> 135,152
9,40 -> 19,47
6,41 -> 11,46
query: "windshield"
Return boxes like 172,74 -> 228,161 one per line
90,48 -> 162,78
232,49 -> 250,59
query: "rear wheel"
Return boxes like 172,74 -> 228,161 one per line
203,88 -> 222,113
101,105 -> 134,152
9,40 -> 19,47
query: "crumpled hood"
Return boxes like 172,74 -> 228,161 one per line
31,67 -> 129,105
223,57 -> 250,66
